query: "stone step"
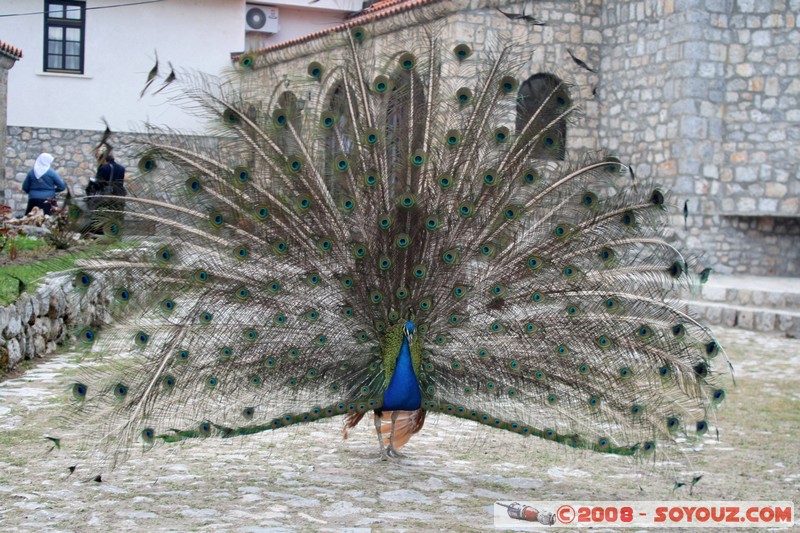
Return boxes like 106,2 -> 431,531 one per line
678,299 -> 800,337
700,280 -> 800,311
680,274 -> 800,312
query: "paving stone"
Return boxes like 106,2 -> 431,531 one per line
704,305 -> 723,323
702,286 -> 729,302
754,311 -> 776,332
721,307 -> 737,327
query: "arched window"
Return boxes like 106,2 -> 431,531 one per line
323,83 -> 354,195
516,73 -> 568,160
278,91 -> 301,127
276,91 -> 302,154
385,69 -> 426,193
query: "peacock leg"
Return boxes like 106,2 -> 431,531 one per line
374,412 -> 388,461
387,410 -> 405,458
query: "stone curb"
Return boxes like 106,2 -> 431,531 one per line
0,273 -> 111,372
678,299 -> 800,336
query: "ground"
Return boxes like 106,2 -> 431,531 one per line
0,328 -> 798,532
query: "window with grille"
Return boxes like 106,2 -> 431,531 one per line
516,73 -> 569,160
44,1 -> 85,73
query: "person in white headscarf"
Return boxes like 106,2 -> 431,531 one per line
22,153 -> 66,215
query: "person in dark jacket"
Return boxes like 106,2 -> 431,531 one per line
87,152 -> 126,232
88,153 -> 126,197
22,153 -> 66,215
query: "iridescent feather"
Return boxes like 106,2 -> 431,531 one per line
64,25 -> 731,469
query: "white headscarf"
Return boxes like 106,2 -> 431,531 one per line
33,153 -> 54,179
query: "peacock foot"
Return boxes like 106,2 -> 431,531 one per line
386,446 -> 405,458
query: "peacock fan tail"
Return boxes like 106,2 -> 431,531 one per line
63,26 -> 731,470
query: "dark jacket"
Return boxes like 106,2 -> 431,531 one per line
95,161 -> 127,196
22,169 -> 66,199
89,161 -> 126,196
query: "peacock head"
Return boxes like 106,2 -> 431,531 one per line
403,321 -> 415,341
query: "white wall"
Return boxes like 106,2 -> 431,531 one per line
249,0 -> 362,11
245,5 -> 350,51
1,0 -> 245,133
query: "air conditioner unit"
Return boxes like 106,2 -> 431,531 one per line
245,4 -> 279,34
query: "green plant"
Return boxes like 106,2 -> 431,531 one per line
0,242 -> 130,305
1,236 -> 49,256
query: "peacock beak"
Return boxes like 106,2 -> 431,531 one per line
403,325 -> 414,345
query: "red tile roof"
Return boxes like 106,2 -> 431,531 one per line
354,0 -> 433,17
0,39 -> 23,60
247,0 -> 438,57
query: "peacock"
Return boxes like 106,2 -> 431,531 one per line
63,23 -> 731,468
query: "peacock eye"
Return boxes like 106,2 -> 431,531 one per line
71,40 -> 732,464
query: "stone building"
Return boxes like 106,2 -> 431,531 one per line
599,0 -> 799,277
3,0 -> 798,277
0,40 -> 22,193
0,0 -> 360,211
234,0 -> 799,277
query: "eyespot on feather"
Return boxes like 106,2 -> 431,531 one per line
307,61 -> 323,79
453,43 -> 472,59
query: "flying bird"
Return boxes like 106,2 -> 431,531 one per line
684,200 -> 690,228
496,7 -> 546,25
152,62 -> 176,95
567,48 -> 596,73
139,50 -> 159,98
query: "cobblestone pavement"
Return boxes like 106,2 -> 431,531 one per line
1,328 -> 798,531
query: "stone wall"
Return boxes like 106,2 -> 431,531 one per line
1,54 -> 18,200
600,0 -> 799,275
0,274 -> 111,373
3,0 -> 797,276
3,127 -> 150,216
247,0 -> 605,153
681,212 -> 800,275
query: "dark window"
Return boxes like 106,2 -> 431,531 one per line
276,91 -> 302,155
324,83 -> 351,195
277,91 -> 301,130
385,70 -> 425,192
516,73 -> 569,160
44,1 -> 85,73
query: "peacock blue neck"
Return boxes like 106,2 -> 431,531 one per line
382,331 -> 422,411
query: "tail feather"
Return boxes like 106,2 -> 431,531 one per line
61,24 -> 730,469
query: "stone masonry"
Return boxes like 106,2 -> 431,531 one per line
600,0 -> 799,276
0,274 -> 112,373
3,0 -> 797,275
1,41 -> 22,200
3,127 -> 150,216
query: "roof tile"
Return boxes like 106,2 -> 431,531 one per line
0,39 -> 23,60
247,0 -> 437,57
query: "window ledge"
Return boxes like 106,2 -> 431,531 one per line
36,71 -> 93,79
